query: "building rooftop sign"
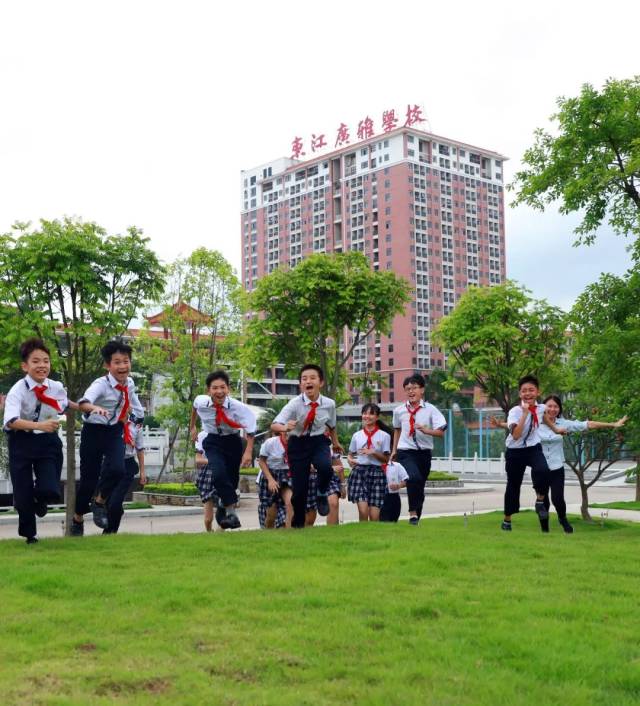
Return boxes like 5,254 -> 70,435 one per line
290,104 -> 426,160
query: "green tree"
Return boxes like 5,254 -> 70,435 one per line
0,218 -> 165,533
569,266 -> 640,503
433,281 -> 567,415
139,248 -> 242,476
511,77 -> 640,245
242,252 -> 411,402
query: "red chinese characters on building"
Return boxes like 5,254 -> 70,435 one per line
381,110 -> 399,133
291,136 -> 306,159
357,116 -> 374,140
404,104 -> 425,127
335,122 -> 350,147
311,133 -> 327,152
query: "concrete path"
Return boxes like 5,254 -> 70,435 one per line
0,481 -> 637,540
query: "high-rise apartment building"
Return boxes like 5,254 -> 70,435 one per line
241,126 -> 506,403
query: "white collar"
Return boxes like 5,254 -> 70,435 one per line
25,374 -> 48,390
302,392 -> 322,405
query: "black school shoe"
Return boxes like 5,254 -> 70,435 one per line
26,536 -> 39,545
535,500 -> 549,520
559,517 -> 574,534
220,509 -> 241,530
409,516 -> 420,526
501,520 -> 512,531
34,498 -> 48,518
91,501 -> 109,529
69,519 -> 84,537
316,493 -> 330,517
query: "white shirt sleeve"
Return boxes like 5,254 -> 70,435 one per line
273,397 -> 298,426
79,378 -> 105,405
2,384 -> 22,428
430,405 -> 447,430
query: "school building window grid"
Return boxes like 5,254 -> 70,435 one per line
241,127 -> 507,404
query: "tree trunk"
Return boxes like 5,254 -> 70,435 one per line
579,478 -> 592,522
635,457 -> 640,502
64,408 -> 77,536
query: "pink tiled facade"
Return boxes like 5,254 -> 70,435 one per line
241,126 -> 507,404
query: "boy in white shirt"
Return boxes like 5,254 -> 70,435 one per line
3,338 -> 68,543
379,461 -> 409,523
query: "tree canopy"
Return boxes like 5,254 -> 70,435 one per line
0,217 -> 166,532
242,252 -> 411,402
510,76 -> 640,246
432,281 -> 567,414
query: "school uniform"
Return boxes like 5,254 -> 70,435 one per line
348,427 -> 391,508
392,400 -> 447,518
537,418 -> 588,520
193,394 -> 257,509
257,435 -> 290,529
76,373 -> 144,519
103,420 -> 145,534
379,461 -> 409,523
194,430 -> 219,506
273,393 -> 336,528
504,403 -> 549,516
3,375 -> 67,539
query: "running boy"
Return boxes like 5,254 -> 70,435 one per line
391,374 -> 447,525
379,460 -> 409,523
271,364 -> 343,528
72,340 -> 144,536
3,338 -> 67,543
500,374 -> 551,532
190,370 -> 256,530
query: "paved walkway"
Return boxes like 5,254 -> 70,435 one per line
0,481 -> 637,540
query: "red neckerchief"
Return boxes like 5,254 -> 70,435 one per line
406,402 -> 421,436
528,404 -> 539,428
33,385 -> 62,413
215,401 -> 244,430
115,383 -> 130,424
363,424 -> 379,448
302,400 -> 319,433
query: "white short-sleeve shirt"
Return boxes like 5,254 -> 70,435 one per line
258,435 -> 289,471
539,418 -> 589,468
505,403 -> 547,448
193,395 -> 257,435
349,427 -> 391,466
124,422 -> 145,459
385,461 -> 409,493
392,401 -> 447,450
80,373 -> 144,426
273,393 -> 336,437
3,375 -> 69,434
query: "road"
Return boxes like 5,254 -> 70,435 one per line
0,480 -> 636,540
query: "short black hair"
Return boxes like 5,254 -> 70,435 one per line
518,375 -> 539,389
299,364 -> 324,382
101,340 -> 133,364
20,337 -> 50,362
206,370 -> 230,388
403,373 -> 425,388
543,394 -> 563,417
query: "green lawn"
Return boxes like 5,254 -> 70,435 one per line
590,501 -> 640,511
1,513 -> 639,705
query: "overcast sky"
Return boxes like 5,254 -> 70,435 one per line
0,0 -> 637,311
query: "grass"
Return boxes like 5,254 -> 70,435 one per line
590,501 -> 640,511
1,513 -> 639,705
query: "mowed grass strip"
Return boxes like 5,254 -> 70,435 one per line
590,501 -> 640,511
0,512 -> 639,706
